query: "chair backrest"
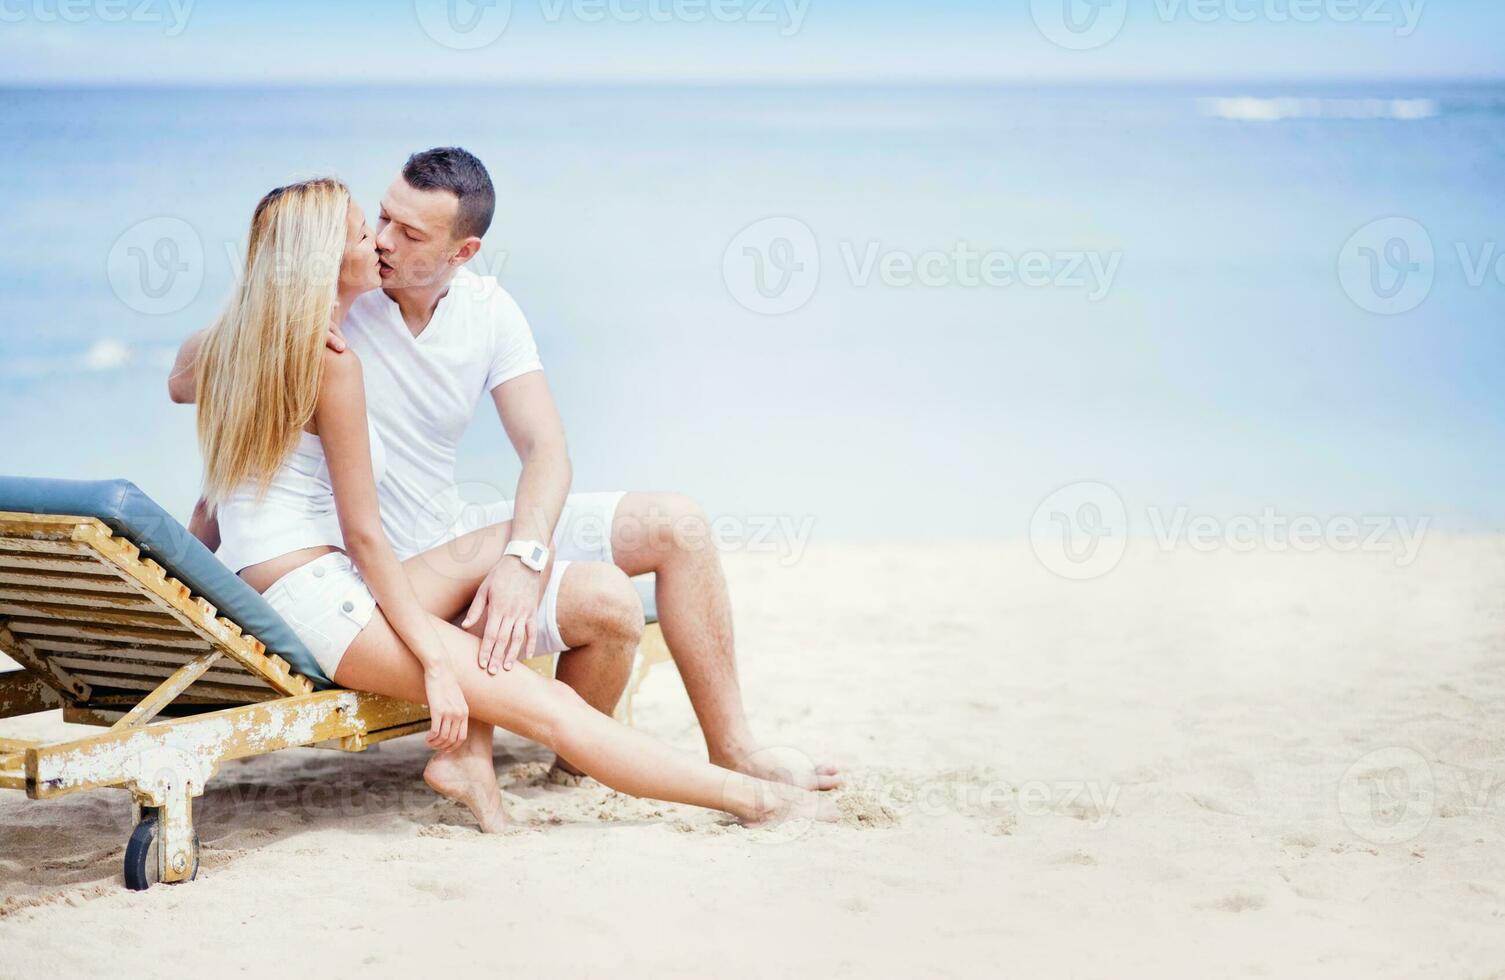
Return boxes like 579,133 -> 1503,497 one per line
0,477 -> 331,688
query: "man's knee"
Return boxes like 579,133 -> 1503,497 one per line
632,491 -> 712,554
563,562 -> 644,648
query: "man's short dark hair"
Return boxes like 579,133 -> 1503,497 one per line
402,147 -> 496,240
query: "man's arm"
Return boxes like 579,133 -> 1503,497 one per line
168,326 -> 347,404
462,371 -> 572,674
187,497 -> 221,552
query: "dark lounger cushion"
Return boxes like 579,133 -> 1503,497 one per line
0,476 -> 334,688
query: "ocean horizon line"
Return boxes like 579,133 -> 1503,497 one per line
3,74 -> 1503,93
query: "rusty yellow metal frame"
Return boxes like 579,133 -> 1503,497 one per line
0,511 -> 672,885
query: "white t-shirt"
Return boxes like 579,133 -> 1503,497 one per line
342,268 -> 543,559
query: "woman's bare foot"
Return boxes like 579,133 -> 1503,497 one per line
719,745 -> 842,792
423,747 -> 510,833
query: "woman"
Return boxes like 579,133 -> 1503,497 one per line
197,178 -> 831,831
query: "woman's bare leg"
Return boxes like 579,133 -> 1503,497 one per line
398,525 -> 638,817
425,562 -> 639,810
333,607 -> 835,825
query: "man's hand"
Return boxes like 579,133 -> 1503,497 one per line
462,557 -> 543,674
170,328 -> 344,404
187,497 -> 221,552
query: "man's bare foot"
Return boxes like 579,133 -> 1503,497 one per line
423,749 -> 509,833
719,746 -> 842,792
545,757 -> 594,787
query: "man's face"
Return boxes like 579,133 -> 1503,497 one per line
374,177 -> 465,291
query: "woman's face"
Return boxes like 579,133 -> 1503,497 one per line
339,201 -> 381,295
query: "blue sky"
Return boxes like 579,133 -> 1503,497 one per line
1,0 -> 1501,85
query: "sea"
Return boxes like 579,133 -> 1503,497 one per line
1,82 -> 1502,548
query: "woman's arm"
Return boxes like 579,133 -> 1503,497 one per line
187,497 -> 220,551
316,348 -> 467,750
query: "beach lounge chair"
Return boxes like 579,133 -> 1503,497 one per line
0,476 -> 671,890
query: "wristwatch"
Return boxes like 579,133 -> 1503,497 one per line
503,539 -> 550,572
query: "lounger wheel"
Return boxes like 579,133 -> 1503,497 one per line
123,808 -> 200,891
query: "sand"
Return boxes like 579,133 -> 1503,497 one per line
3,539 -> 1505,978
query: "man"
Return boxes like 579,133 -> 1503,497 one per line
170,147 -> 838,803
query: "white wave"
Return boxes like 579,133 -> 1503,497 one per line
1199,96 -> 1438,122
84,338 -> 133,371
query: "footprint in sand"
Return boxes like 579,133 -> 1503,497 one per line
1053,850 -> 1097,866
987,812 -> 1018,836
1183,791 -> 1244,817
408,872 -> 479,901
1203,892 -> 1265,913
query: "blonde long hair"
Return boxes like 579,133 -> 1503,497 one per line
197,178 -> 350,506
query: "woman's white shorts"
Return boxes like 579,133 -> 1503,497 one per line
262,551 -> 572,681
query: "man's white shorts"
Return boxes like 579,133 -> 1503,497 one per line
437,490 -> 628,656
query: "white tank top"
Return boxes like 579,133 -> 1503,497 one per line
215,420 -> 387,574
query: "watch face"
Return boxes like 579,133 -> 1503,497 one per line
530,545 -> 546,566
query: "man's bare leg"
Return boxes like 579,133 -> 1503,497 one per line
609,492 -> 840,791
531,563 -> 639,781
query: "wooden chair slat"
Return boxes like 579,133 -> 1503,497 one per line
0,600 -> 180,628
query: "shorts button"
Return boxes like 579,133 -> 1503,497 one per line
342,600 -> 355,613
313,567 -> 326,578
